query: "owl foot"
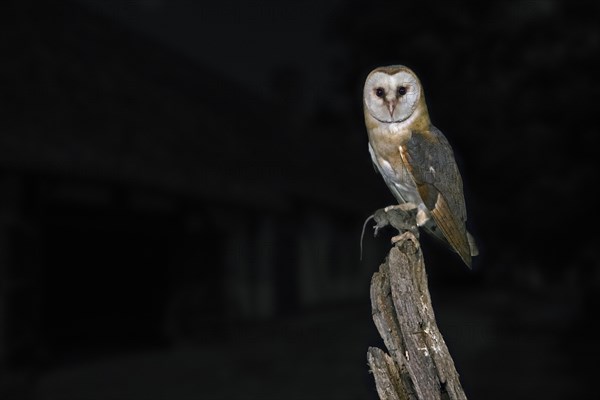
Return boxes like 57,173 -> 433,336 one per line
391,231 -> 420,249
360,204 -> 420,260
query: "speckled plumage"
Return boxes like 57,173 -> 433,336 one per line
363,65 -> 477,267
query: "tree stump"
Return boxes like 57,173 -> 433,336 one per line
367,208 -> 467,400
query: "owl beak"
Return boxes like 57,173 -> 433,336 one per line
387,101 -> 397,118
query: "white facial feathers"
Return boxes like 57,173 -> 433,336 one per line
363,69 -> 420,123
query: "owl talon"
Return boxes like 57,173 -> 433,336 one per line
361,204 -> 421,260
391,231 -> 419,248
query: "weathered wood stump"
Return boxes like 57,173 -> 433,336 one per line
367,208 -> 467,400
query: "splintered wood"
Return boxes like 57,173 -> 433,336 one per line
368,232 -> 467,400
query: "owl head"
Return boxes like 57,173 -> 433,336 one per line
363,65 -> 428,124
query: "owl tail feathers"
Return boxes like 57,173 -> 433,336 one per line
450,230 -> 479,268
467,231 -> 479,257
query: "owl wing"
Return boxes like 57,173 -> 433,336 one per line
399,126 -> 472,266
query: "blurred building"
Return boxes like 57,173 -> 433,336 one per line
0,1 -> 374,377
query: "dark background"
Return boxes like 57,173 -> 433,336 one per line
1,0 -> 599,399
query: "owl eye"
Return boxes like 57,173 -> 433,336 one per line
397,86 -> 407,97
375,87 -> 385,98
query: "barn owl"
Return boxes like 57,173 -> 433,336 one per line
363,65 -> 478,267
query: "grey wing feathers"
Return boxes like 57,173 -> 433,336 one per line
406,126 -> 466,220
403,126 -> 472,266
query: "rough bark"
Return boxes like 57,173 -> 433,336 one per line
367,208 -> 467,400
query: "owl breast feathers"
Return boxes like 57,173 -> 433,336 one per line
363,65 -> 477,267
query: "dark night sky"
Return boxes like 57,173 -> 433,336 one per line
77,0 -> 345,110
